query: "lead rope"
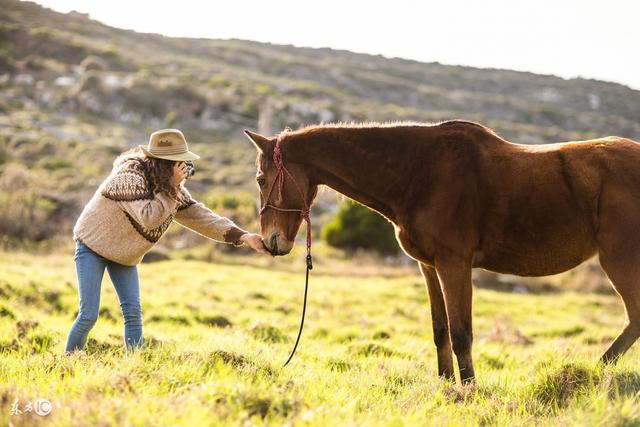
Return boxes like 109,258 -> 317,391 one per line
258,137 -> 313,367
282,225 -> 312,367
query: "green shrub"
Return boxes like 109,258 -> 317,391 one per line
207,73 -> 231,88
164,111 -> 177,128
321,201 -> 398,255
202,192 -> 258,229
39,156 -> 74,170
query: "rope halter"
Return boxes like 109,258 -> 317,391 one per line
258,136 -> 312,251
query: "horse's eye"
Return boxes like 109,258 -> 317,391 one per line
257,177 -> 266,188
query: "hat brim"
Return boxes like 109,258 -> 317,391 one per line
140,145 -> 200,161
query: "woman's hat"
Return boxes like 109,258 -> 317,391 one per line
139,129 -> 200,161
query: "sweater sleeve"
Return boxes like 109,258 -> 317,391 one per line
174,201 -> 248,245
117,192 -> 178,230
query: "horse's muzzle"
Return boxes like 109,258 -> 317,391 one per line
265,232 -> 293,256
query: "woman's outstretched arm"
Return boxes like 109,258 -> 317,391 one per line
173,199 -> 247,245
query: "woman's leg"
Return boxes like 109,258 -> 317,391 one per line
65,241 -> 106,352
107,261 -> 143,350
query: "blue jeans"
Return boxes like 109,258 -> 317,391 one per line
65,241 -> 143,352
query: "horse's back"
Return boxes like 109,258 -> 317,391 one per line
475,136 -> 640,276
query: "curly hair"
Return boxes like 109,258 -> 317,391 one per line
113,147 -> 178,199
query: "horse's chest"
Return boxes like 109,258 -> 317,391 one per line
395,226 -> 436,265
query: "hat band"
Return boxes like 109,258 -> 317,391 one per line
147,145 -> 188,155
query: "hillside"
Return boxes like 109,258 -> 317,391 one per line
1,0 -> 640,247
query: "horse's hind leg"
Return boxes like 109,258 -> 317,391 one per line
419,263 -> 454,379
598,247 -> 640,363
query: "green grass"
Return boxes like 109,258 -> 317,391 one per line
1,250 -> 640,426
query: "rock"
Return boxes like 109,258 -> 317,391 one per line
54,76 -> 76,87
14,74 -> 34,85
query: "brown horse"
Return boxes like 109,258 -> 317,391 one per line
245,120 -> 640,383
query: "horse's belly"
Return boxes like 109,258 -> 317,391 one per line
474,220 -> 597,276
476,249 -> 596,276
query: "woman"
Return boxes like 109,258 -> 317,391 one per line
66,129 -> 268,353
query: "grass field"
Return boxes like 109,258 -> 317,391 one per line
1,249 -> 640,426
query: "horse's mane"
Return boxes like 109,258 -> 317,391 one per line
280,120 -> 497,138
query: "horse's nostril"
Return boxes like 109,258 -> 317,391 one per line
270,233 -> 279,255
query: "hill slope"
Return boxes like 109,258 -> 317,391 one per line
1,0 -> 639,245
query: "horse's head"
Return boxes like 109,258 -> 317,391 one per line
244,130 -> 318,256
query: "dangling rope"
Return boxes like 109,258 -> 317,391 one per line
282,231 -> 312,367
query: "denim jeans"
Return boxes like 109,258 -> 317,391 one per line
65,240 -> 143,352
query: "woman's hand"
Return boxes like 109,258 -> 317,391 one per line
170,162 -> 189,187
240,233 -> 270,255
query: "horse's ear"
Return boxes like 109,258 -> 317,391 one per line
244,130 -> 272,153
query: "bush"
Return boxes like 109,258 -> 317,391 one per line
39,156 -> 74,170
0,163 -> 68,242
321,201 -> 398,255
202,192 -> 258,229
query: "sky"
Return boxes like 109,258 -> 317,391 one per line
31,0 -> 640,90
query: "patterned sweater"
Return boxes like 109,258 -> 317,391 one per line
73,158 -> 247,266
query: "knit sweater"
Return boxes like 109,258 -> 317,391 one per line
73,158 -> 247,266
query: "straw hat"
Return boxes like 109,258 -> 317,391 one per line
139,129 -> 200,161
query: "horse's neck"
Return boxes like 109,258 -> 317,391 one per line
289,128 -> 412,222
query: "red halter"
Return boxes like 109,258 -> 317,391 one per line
259,136 -> 312,251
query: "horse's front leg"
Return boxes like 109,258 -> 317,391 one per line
435,255 -> 476,383
419,262 -> 454,379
